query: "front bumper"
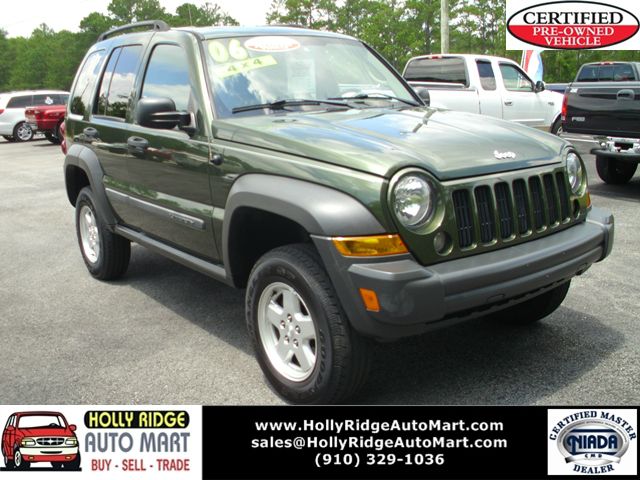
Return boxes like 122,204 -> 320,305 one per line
313,207 -> 614,340
19,446 -> 78,463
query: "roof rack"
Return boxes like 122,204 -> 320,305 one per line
98,20 -> 170,42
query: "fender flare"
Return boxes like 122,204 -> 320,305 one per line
222,173 -> 386,272
64,143 -> 118,227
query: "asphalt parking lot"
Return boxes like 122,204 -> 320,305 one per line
0,136 -> 638,405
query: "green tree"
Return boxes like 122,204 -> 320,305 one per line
107,0 -> 170,24
172,2 -> 239,27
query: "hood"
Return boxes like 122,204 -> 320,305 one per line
214,107 -> 568,180
19,427 -> 72,437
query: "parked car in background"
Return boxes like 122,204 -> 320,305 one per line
0,90 -> 68,142
403,54 -> 564,134
2,411 -> 80,470
25,104 -> 67,144
562,62 -> 640,184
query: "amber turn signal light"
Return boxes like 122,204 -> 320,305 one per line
332,234 -> 408,257
359,288 -> 380,312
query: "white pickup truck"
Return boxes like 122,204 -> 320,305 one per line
403,54 -> 563,134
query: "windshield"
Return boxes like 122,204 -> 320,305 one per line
17,415 -> 66,429
205,35 -> 416,117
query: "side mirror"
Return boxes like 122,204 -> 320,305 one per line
136,97 -> 193,133
6,425 -> 14,432
69,425 -> 76,432
414,87 -> 430,106
535,80 -> 546,93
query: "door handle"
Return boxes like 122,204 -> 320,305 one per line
617,89 -> 635,100
504,100 -> 513,106
127,136 -> 149,157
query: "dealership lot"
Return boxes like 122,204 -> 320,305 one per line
0,137 -> 638,405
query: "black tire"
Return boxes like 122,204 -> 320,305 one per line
12,121 -> 34,142
13,448 -> 29,470
64,453 -> 81,470
489,281 -> 571,325
75,187 -> 130,280
551,117 -> 563,135
45,131 -> 61,145
246,244 -> 372,404
596,156 -> 637,184
3,449 -> 15,469
51,462 -> 63,470
2,135 -> 15,142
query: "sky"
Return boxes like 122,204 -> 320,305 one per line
0,0 -> 271,37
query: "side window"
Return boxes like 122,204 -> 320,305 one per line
141,44 -> 193,112
4,416 -> 11,429
476,60 -> 496,91
70,50 -> 106,116
95,45 -> 143,120
499,64 -> 533,92
6,95 -> 34,108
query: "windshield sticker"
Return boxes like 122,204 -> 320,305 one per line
209,41 -> 229,63
244,36 -> 301,52
211,55 -> 277,79
287,59 -> 316,98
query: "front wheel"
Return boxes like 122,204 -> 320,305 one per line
64,453 -> 81,470
489,281 -> 571,325
596,156 -> 637,184
75,187 -> 131,280
3,449 -> 15,469
13,122 -> 34,142
246,244 -> 372,404
45,131 -> 61,144
14,449 -> 30,470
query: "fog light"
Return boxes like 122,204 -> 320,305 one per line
359,288 -> 380,312
433,231 -> 451,255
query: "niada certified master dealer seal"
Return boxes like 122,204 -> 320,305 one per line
548,409 -> 637,475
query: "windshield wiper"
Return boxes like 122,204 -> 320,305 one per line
329,93 -> 420,107
232,99 -> 351,114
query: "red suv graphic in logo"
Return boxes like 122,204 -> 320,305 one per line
2,411 -> 80,470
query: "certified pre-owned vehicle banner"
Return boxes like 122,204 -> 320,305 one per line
0,405 -> 637,478
507,0 -> 640,50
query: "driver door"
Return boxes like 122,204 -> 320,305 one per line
498,62 -> 548,128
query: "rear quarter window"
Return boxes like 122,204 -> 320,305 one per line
6,95 -> 34,108
404,57 -> 468,86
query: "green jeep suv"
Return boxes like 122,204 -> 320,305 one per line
63,21 -> 614,403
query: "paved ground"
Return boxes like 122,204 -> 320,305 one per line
0,137 -> 638,405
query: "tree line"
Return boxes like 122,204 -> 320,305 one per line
1,0 -> 640,94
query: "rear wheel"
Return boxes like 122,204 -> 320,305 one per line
489,281 -> 571,324
3,449 -> 15,469
247,244 -> 372,404
551,117 -> 563,135
13,122 -> 34,142
596,156 -> 637,184
75,187 -> 130,280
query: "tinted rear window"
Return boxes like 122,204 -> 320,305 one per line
96,45 -> 143,119
404,57 -> 468,86
6,95 -> 33,108
70,50 -> 106,115
577,64 -> 636,82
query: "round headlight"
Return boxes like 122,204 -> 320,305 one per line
566,152 -> 583,193
392,174 -> 435,228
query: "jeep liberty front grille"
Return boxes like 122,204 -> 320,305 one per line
452,170 -> 572,249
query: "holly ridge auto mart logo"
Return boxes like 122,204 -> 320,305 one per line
507,1 -> 640,49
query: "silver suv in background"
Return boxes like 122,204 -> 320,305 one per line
0,90 -> 69,142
